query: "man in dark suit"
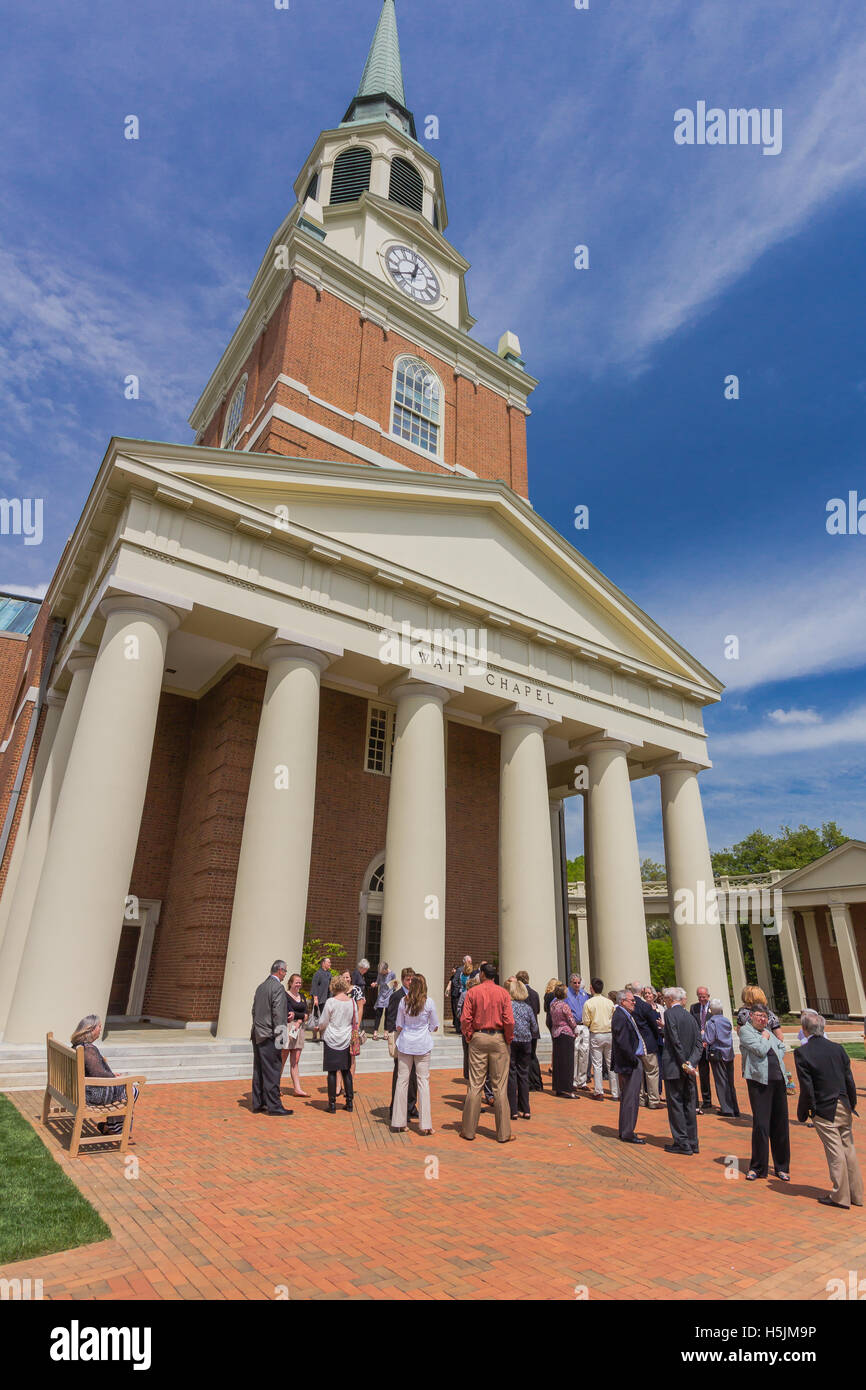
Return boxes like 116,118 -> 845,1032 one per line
386,966 -> 417,1120
795,1009 -> 863,1209
251,960 -> 292,1116
689,986 -> 714,1111
661,986 -> 703,1153
611,990 -> 647,1144
628,978 -> 661,1108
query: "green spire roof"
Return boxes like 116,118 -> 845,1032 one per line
356,0 -> 405,108
342,1 -> 416,140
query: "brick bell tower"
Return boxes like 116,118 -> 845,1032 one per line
189,0 -> 537,497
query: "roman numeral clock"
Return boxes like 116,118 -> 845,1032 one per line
385,244 -> 441,304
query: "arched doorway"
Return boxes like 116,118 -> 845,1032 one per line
358,854 -> 385,966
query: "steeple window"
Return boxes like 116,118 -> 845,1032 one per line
392,358 -> 442,456
330,147 -> 373,205
389,157 -> 424,214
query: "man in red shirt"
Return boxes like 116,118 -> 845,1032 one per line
460,962 -> 516,1143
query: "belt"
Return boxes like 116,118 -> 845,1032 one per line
479,1027 -> 503,1034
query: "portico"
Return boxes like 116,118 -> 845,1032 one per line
0,438 -> 728,1044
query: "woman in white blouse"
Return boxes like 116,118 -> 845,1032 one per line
318,979 -> 356,1113
391,973 -> 439,1136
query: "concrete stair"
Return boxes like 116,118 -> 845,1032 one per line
0,1031 -> 553,1091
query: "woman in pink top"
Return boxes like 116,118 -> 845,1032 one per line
549,983 -> 578,1099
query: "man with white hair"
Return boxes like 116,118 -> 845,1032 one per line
704,999 -> 739,1117
660,986 -> 703,1154
795,1009 -> 863,1209
629,979 -> 662,1109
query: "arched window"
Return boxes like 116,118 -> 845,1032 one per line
389,156 -> 424,213
392,357 -> 442,456
368,863 -> 385,893
304,171 -> 319,202
330,147 -> 372,205
222,375 -> 247,449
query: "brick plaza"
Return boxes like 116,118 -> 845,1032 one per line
2,1057 -> 865,1301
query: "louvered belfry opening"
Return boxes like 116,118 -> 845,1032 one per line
330,147 -> 373,205
389,156 -> 424,213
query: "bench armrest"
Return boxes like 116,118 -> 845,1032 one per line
100,1074 -> 147,1087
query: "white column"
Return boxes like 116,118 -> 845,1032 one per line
580,738 -> 649,991
4,597 -> 180,1044
828,902 -> 866,1017
658,761 -> 730,1009
549,796 -> 568,980
217,640 -> 337,1038
722,916 -> 748,1008
750,922 -> 774,1000
497,714 -> 559,992
801,908 -> 830,1003
778,906 -> 807,1012
379,681 -> 448,1017
0,661 -> 95,1038
0,698 -> 64,960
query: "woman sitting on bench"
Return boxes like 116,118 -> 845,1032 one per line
70,1014 -> 140,1139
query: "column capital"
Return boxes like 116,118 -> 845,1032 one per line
44,689 -> 67,710
494,711 -> 551,734
570,734 -> 636,756
260,642 -> 333,673
385,678 -> 453,706
652,756 -> 710,777
98,594 -> 185,633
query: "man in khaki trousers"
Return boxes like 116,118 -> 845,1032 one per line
460,963 -> 515,1143
795,1009 -> 863,1210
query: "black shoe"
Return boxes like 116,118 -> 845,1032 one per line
327,1102 -> 337,1113
266,1108 -> 293,1116
817,1195 -> 847,1208
664,1144 -> 693,1155
408,1108 -> 419,1120
345,1100 -> 354,1112
691,1146 -> 700,1153
622,1137 -> 646,1144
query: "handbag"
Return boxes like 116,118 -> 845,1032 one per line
350,1000 -> 366,1057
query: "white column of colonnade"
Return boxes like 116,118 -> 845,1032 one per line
0,658 -> 95,1038
496,714 -> 559,992
549,795 -> 569,981
217,639 -> 340,1039
800,908 -> 830,1003
0,698 -> 64,961
379,681 -> 448,1018
657,760 -> 730,1009
777,906 -> 807,1012
4,597 -> 182,1044
578,738 -> 650,991
828,902 -> 866,1016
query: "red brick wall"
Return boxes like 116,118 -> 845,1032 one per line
134,674 -> 501,1021
0,606 -> 58,898
815,908 -> 847,1004
142,667 -> 264,1021
198,279 -> 529,495
795,915 -> 816,1003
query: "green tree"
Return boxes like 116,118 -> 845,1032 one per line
566,854 -> 585,882
640,857 -> 665,880
300,937 -> 348,989
647,938 -> 676,990
711,822 -> 847,875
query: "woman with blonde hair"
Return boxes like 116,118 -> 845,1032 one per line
70,1015 -> 140,1139
506,977 -> 539,1119
391,972 -> 438,1135
737,985 -> 784,1040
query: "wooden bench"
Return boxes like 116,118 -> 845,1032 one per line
41,1032 -> 146,1157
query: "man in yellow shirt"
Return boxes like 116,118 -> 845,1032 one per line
582,978 -> 619,1101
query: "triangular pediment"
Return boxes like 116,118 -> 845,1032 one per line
779,842 -> 866,893
125,445 -> 723,696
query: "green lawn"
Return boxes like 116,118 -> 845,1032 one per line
842,1042 -> 865,1061
0,1094 -> 111,1264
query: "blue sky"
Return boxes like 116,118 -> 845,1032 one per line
1,0 -> 864,861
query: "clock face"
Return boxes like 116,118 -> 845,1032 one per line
385,245 -> 441,304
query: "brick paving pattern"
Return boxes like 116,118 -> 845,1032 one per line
2,1059 -> 865,1301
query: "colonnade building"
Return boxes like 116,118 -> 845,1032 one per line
0,2 -> 733,1044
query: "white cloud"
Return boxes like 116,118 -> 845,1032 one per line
767,707 -> 821,726
465,1 -> 866,373
712,702 -> 866,756
0,581 -> 48,599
